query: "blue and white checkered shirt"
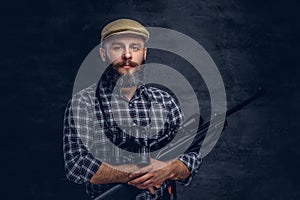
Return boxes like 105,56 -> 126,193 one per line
63,67 -> 202,199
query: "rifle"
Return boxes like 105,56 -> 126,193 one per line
94,87 -> 265,200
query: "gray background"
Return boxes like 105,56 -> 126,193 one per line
1,0 -> 299,199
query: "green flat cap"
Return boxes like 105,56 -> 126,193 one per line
101,19 -> 149,44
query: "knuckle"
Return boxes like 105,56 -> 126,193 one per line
137,185 -> 144,189
149,172 -> 155,176
142,182 -> 151,187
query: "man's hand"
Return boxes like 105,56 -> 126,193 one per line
128,159 -> 171,194
128,158 -> 190,194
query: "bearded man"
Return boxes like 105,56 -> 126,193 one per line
63,18 -> 202,200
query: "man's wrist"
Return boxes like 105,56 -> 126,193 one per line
168,159 -> 191,180
90,162 -> 139,184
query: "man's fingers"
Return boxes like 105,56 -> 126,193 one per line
137,177 -> 162,189
128,171 -> 147,180
128,173 -> 153,185
136,178 -> 154,188
147,187 -> 155,194
154,184 -> 161,189
128,165 -> 153,180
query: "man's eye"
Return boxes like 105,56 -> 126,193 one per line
131,46 -> 140,51
113,46 -> 123,51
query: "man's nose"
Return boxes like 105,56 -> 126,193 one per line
122,48 -> 132,60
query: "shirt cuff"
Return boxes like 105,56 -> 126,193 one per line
176,153 -> 202,186
81,153 -> 102,183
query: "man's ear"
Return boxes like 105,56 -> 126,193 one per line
143,47 -> 147,60
99,47 -> 106,62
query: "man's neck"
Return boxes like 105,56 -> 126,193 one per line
120,85 -> 137,101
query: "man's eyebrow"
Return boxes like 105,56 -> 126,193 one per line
130,43 -> 143,46
111,42 -> 124,46
110,42 -> 143,46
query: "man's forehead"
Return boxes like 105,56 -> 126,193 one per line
105,33 -> 145,45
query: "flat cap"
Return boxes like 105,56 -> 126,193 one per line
101,19 -> 149,44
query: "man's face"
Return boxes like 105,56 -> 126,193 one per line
100,34 -> 147,88
100,34 -> 147,75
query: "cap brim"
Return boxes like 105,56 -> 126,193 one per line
102,30 -> 149,43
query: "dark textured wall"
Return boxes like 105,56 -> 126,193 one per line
1,0 -> 299,199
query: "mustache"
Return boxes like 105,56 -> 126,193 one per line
114,60 -> 139,68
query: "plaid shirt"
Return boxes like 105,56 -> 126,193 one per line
63,67 -> 202,199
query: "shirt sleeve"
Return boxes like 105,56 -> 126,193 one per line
63,94 -> 102,184
177,152 -> 202,186
169,97 -> 202,186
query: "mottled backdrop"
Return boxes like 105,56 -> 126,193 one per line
1,0 -> 299,199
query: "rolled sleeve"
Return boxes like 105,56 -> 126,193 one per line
168,96 -> 202,186
177,152 -> 202,186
